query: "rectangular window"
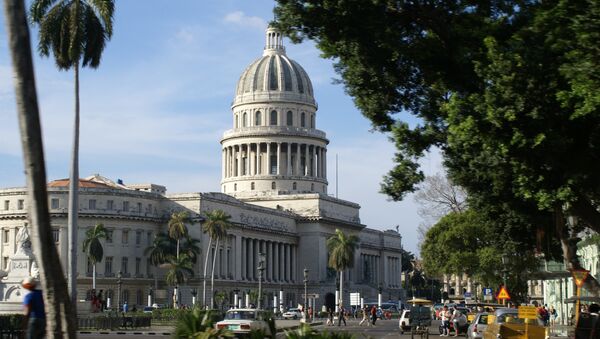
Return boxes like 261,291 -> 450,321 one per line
146,258 -> 152,277
3,229 -> 9,243
123,201 -> 129,212
51,198 -> 59,209
148,204 -> 152,213
122,230 -> 129,244
3,200 -> 8,210
135,258 -> 141,275
105,256 -> 113,274
2,256 -> 8,270
17,199 -> 24,210
121,257 -> 128,274
106,230 -> 113,243
136,231 -> 142,245
52,228 -> 59,243
107,200 -> 114,211
147,231 -> 152,246
89,199 -> 96,210
137,202 -> 142,212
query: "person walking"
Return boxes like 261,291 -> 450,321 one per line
359,305 -> 371,326
370,304 -> 378,326
326,308 -> 334,326
22,277 -> 45,339
337,305 -> 347,326
440,305 -> 450,337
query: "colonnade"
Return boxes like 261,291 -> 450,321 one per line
239,236 -> 297,283
359,253 -> 380,285
386,256 -> 401,288
222,142 -> 326,179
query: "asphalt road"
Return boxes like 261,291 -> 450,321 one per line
308,318 -> 445,339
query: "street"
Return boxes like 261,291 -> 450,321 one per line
282,318 -> 446,338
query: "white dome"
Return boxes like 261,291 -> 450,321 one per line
233,27 -> 316,107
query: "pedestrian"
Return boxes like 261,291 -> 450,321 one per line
337,305 -> 347,326
440,305 -> 450,336
370,304 -> 378,326
123,301 -> 129,313
450,307 -> 466,337
359,305 -> 371,326
22,277 -> 46,339
326,308 -> 334,326
550,306 -> 557,326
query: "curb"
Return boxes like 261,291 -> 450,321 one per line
79,331 -> 173,335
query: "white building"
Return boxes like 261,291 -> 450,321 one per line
0,27 -> 403,312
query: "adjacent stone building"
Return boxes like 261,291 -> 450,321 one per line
0,27 -> 403,313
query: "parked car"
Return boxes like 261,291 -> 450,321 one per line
142,306 -> 155,314
467,313 -> 489,339
398,309 -> 411,334
282,308 -> 302,320
482,308 -> 546,339
216,309 -> 273,337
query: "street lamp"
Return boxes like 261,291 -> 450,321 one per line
303,268 -> 309,322
233,288 -> 240,309
378,284 -> 383,307
501,254 -> 510,287
116,271 -> 122,312
191,288 -> 198,306
148,285 -> 153,307
257,252 -> 266,309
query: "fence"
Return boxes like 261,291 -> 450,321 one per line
77,315 -> 152,330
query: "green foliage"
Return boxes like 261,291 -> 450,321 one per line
82,223 -> 107,264
168,211 -> 190,243
174,309 -> 232,339
165,253 -> 194,287
202,210 -> 232,241
326,229 -> 359,272
284,324 -> 355,339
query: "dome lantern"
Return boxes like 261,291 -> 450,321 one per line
264,26 -> 285,55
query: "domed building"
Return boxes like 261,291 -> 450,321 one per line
0,27 -> 403,314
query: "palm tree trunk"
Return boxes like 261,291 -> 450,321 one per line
202,237 -> 212,309
67,60 -> 80,310
210,237 -> 219,309
339,270 -> 344,308
3,0 -> 76,336
92,263 -> 96,290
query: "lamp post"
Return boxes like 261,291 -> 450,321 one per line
303,268 -> 309,322
257,252 -> 266,309
378,284 -> 383,307
116,271 -> 122,312
191,288 -> 198,306
501,254 -> 510,306
148,285 -> 153,307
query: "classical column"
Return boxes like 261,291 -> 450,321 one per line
291,245 -> 296,282
295,144 -> 301,176
270,241 -> 276,281
273,242 -> 279,282
284,244 -> 289,282
256,143 -> 260,175
235,235 -> 242,280
222,148 -> 226,179
241,237 -> 246,280
279,243 -> 285,283
286,143 -> 292,175
276,142 -> 282,175
249,239 -> 255,281
323,148 -> 327,180
304,144 -> 309,176
236,145 -> 242,177
312,146 -> 317,177
266,240 -> 271,282
229,147 -> 234,177
266,143 -> 271,175
246,143 -> 251,176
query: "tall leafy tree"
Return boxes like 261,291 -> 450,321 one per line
201,210 -> 231,308
3,0 -> 76,336
326,229 -> 358,308
274,0 -> 600,294
29,0 -> 115,305
82,223 -> 107,290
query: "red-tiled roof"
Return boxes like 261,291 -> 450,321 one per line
48,179 -> 114,189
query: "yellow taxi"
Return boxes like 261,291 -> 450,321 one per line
483,307 -> 547,339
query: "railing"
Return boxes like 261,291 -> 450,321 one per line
77,315 -> 152,330
222,126 -> 327,139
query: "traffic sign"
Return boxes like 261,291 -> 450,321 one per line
496,286 -> 511,300
464,292 -> 472,300
350,293 -> 361,306
483,288 -> 493,301
571,269 -> 590,288
518,306 -> 538,320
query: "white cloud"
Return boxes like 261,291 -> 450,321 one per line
223,11 -> 267,30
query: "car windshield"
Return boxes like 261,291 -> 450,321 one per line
226,311 -> 256,320
497,313 -> 524,324
287,309 -> 299,313
477,315 -> 488,325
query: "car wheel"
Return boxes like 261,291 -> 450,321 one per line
293,315 -> 297,319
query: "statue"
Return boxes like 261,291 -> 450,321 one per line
15,225 -> 33,256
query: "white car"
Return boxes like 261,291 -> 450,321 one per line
399,309 -> 411,334
215,309 -> 272,337
467,313 -> 489,339
282,308 -> 302,320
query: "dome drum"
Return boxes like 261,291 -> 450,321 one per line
222,178 -> 328,197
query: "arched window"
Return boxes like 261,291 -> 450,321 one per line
292,182 -> 297,190
243,112 -> 247,127
234,183 -> 237,191
255,111 -> 262,126
271,182 -> 276,189
123,289 -> 130,304
235,115 -> 239,128
270,110 -> 278,125
287,111 -> 293,126
311,114 -> 315,128
300,112 -> 306,127
136,290 -> 143,305
251,182 -> 255,190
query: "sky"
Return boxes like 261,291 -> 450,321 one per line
0,0 -> 443,255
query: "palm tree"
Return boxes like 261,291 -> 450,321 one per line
180,236 -> 201,265
327,229 -> 359,309
165,254 -> 194,308
168,211 -> 190,258
29,0 -> 115,306
4,0 -> 76,335
202,210 -> 232,308
82,223 -> 107,290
